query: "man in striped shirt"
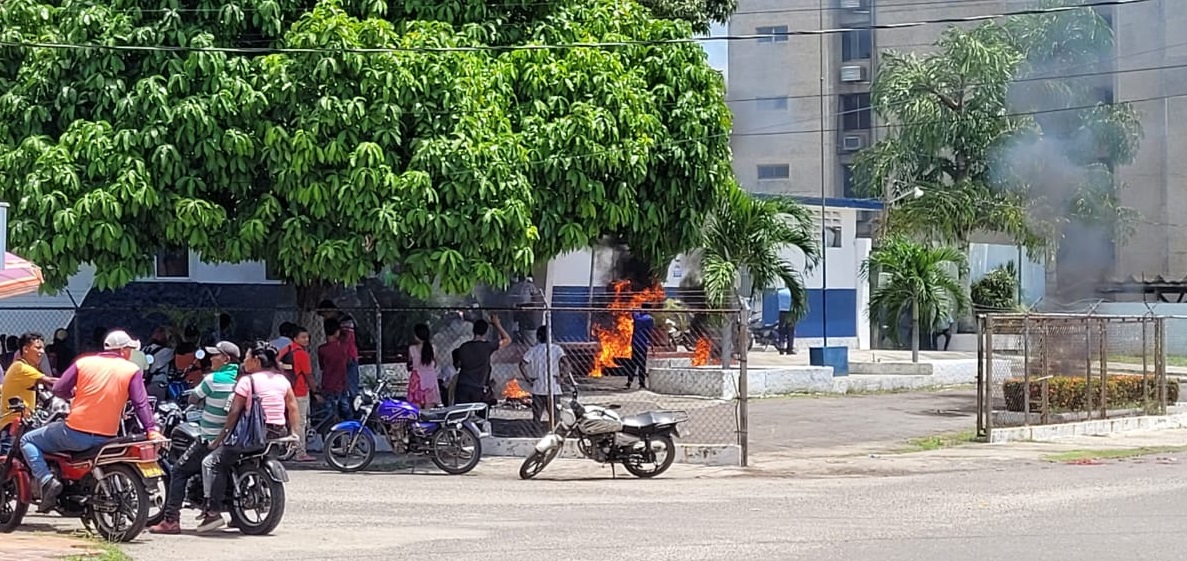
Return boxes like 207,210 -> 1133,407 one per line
150,341 -> 240,534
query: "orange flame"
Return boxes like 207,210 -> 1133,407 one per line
692,337 -> 711,366
503,379 -> 531,400
589,280 -> 666,377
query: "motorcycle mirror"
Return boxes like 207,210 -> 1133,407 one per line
145,354 -> 155,366
194,349 -> 207,360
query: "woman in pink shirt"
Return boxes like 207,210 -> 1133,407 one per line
201,342 -> 299,532
407,324 -> 442,408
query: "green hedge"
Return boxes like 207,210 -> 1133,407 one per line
1003,375 -> 1178,412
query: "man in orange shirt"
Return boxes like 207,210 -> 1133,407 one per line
19,330 -> 161,512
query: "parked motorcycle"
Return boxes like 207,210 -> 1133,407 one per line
748,316 -> 779,351
519,375 -> 688,480
323,379 -> 487,474
144,401 -> 295,534
0,397 -> 165,542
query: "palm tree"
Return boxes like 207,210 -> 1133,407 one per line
861,236 -> 968,362
689,186 -> 820,316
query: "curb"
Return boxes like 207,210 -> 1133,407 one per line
990,412 -> 1187,443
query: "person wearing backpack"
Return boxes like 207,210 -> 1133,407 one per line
278,326 -> 318,462
198,341 -> 299,533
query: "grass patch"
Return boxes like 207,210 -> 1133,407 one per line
1041,445 -> 1187,463
68,542 -> 132,561
904,429 -> 979,451
1111,354 -> 1187,368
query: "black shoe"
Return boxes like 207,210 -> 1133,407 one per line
37,478 -> 62,513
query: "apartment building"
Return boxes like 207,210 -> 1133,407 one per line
727,0 -> 1187,299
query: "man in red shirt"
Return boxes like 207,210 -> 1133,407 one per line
318,319 -> 351,422
318,300 -> 359,398
280,326 -> 318,462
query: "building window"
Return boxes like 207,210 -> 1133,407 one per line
841,29 -> 872,61
841,165 -> 857,198
824,226 -> 843,248
155,248 -> 190,278
757,164 -> 791,180
756,25 -> 789,43
756,96 -> 789,110
840,93 -> 872,131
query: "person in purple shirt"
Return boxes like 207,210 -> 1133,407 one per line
20,330 -> 158,511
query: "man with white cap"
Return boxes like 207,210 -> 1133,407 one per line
19,329 -> 161,512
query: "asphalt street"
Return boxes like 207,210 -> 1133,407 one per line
18,448 -> 1184,561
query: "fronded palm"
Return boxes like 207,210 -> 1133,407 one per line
694,186 -> 819,317
861,236 -> 968,362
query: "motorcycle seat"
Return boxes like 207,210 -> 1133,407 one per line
49,435 -> 144,462
620,411 -> 683,436
419,403 -> 484,423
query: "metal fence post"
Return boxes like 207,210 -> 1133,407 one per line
1022,315 -> 1031,426
545,306 -> 556,432
975,315 -> 985,438
736,301 -> 749,467
374,305 -> 383,376
1158,317 -> 1168,414
1099,319 -> 1108,419
984,315 -> 994,438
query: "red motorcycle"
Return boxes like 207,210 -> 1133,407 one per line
0,397 -> 165,542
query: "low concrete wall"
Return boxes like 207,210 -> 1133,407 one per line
649,359 -> 1000,399
990,410 -> 1187,443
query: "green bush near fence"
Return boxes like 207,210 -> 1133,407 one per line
1003,375 -> 1178,412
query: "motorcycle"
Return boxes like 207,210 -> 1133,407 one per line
276,397 -> 338,462
748,316 -> 779,351
145,400 -> 296,534
519,374 -> 688,480
0,397 -> 166,542
323,378 -> 487,474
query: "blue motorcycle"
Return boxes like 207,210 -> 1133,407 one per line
323,379 -> 487,474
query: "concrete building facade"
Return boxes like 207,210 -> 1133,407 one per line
727,0 -> 1187,300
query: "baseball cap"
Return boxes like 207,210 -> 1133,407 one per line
103,330 -> 141,351
204,341 -> 241,360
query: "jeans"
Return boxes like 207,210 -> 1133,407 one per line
346,359 -> 360,398
203,425 -> 286,513
626,349 -> 648,387
0,431 -> 10,455
20,421 -> 109,483
164,440 -> 210,520
454,385 -> 489,420
777,313 -> 796,354
323,392 -> 353,422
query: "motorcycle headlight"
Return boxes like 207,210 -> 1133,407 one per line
353,395 -> 363,411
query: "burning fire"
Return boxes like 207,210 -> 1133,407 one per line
589,280 -> 666,377
503,379 -> 531,400
692,337 -> 711,366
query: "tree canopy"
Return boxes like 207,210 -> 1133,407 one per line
0,0 -> 735,300
853,4 -> 1142,253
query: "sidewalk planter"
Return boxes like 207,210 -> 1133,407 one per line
810,346 -> 850,376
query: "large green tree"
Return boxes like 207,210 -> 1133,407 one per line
0,0 -> 734,309
853,3 -> 1142,321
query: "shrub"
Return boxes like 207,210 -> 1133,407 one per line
1002,374 -> 1179,412
971,263 -> 1018,313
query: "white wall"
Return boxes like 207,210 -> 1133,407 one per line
160,252 -> 278,284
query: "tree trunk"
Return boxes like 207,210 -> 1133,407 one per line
910,299 -> 920,363
295,282 -> 331,378
957,238 -> 973,333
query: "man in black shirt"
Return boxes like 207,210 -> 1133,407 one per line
453,315 -> 511,415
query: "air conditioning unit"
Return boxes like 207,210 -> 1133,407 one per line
840,0 -> 865,9
842,135 -> 866,151
840,65 -> 866,82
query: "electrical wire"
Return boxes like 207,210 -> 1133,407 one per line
0,0 -> 1153,54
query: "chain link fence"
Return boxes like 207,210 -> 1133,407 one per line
0,296 -> 748,457
977,313 -> 1175,437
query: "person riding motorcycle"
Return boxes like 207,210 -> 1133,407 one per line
149,341 -> 241,534
18,330 -> 161,512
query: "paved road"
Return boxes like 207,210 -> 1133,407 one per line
748,389 -> 978,454
20,446 -> 1187,561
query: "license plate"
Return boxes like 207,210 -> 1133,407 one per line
138,463 -> 164,479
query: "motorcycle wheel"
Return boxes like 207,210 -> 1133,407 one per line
518,446 -> 560,480
324,429 -> 376,473
85,464 -> 150,542
429,425 -> 482,475
622,434 -> 676,479
0,474 -> 28,533
228,466 -> 286,536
